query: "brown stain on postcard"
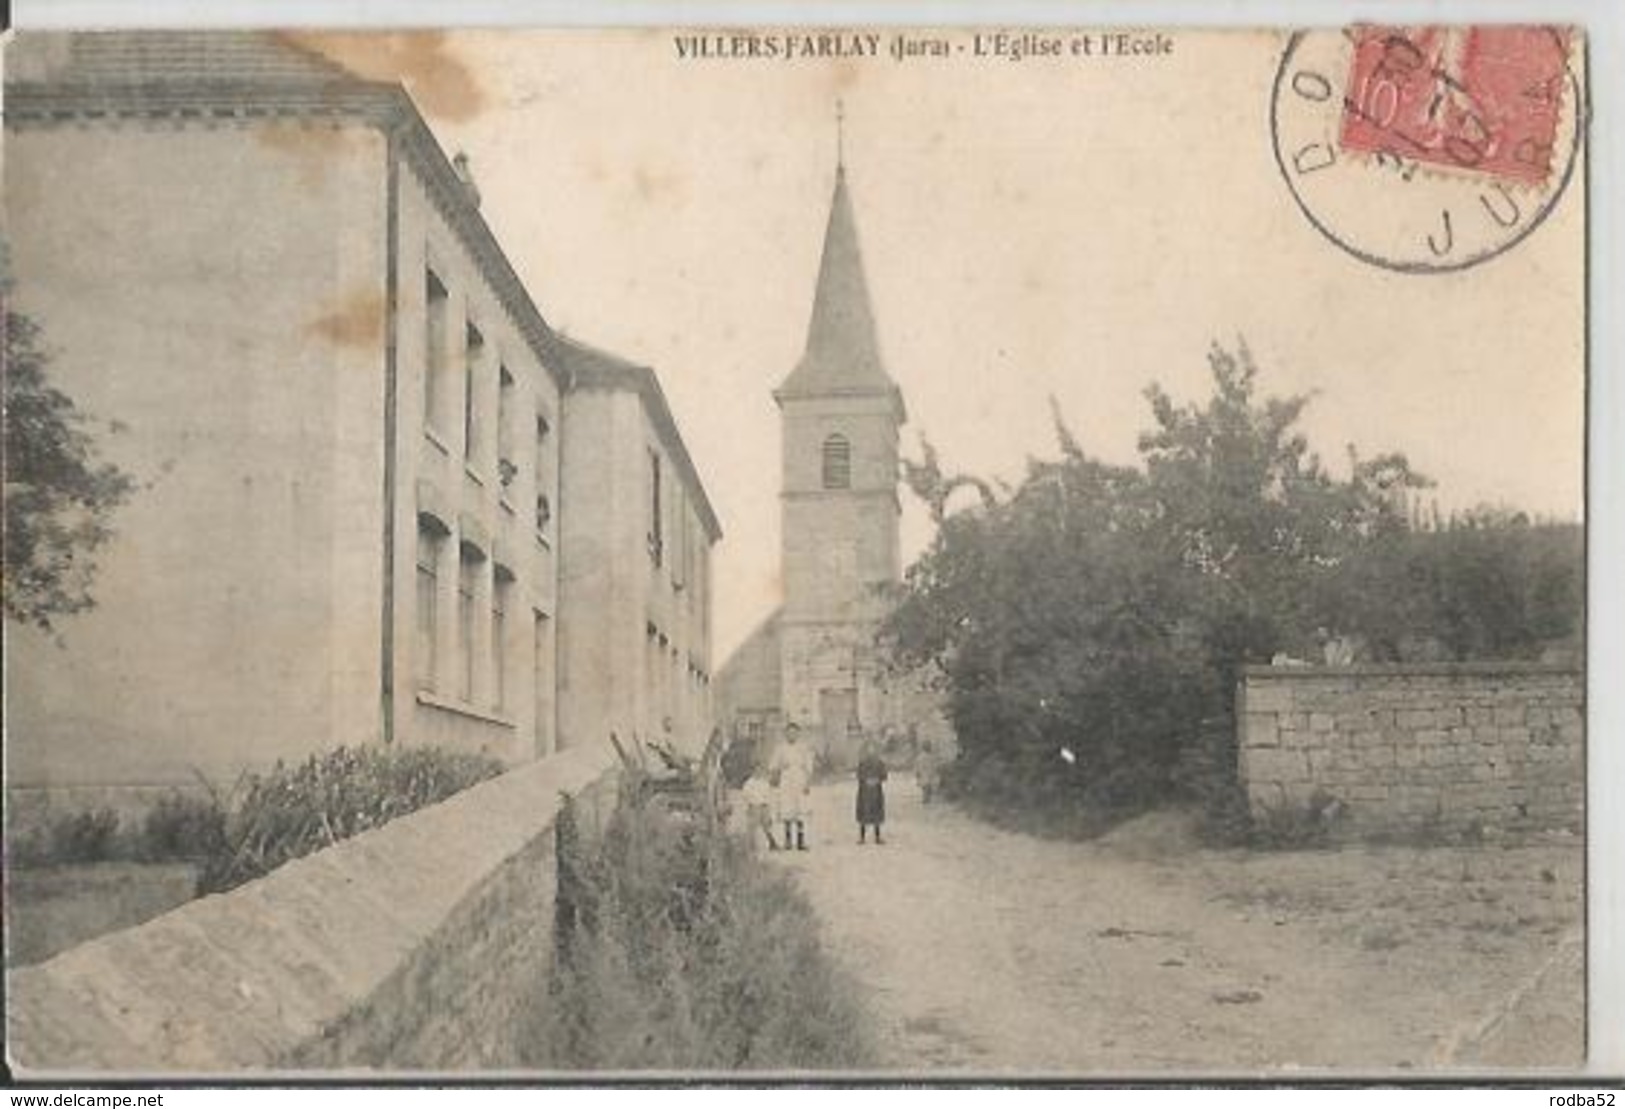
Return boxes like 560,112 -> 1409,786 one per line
277,31 -> 486,122
310,286 -> 386,349
825,59 -> 864,95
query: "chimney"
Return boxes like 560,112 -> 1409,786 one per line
452,151 -> 482,210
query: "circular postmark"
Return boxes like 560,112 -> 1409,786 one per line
1271,27 -> 1583,274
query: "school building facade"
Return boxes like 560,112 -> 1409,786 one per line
3,32 -> 720,816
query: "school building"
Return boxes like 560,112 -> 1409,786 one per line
3,31 -> 720,818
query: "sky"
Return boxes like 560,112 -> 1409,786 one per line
310,28 -> 1586,662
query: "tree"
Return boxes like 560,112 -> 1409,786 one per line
880,340 -> 1433,826
1137,340 -> 1429,673
885,407 -> 1210,819
3,276 -> 133,630
1323,510 -> 1582,662
884,342 -> 1580,832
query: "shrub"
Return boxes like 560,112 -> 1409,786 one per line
140,791 -> 226,862
48,807 -> 122,863
8,805 -> 139,867
1194,781 -> 1254,848
196,745 -> 505,895
1248,790 -> 1343,850
524,788 -> 875,1070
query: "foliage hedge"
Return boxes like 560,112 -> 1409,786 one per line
882,341 -> 1583,839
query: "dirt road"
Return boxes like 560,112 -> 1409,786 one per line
774,776 -> 1584,1075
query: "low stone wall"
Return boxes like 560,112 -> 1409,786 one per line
1237,662 -> 1583,836
6,743 -> 621,1076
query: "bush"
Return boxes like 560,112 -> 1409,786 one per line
196,745 -> 505,895
47,807 -> 122,863
524,790 -> 875,1070
140,791 -> 226,862
1248,790 -> 1344,850
11,802 -> 177,867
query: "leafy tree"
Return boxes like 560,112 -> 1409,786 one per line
885,408 -> 1211,820
3,275 -> 134,630
1324,511 -> 1582,662
1136,341 -> 1428,674
885,340 -> 1582,833
881,340 -> 1434,826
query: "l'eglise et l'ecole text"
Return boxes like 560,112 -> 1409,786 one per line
672,30 -> 1174,63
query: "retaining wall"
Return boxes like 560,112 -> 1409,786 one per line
1237,662 -> 1583,836
6,743 -> 621,1076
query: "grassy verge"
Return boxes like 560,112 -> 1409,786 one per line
520,790 -> 876,1071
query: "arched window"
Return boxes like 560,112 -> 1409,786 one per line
822,433 -> 852,489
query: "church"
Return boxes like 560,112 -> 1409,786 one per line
715,146 -> 949,772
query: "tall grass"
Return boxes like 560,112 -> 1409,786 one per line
521,791 -> 876,1072
196,745 -> 505,894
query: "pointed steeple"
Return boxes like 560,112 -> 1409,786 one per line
776,155 -> 902,415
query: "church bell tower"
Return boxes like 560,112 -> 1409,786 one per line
774,131 -> 907,766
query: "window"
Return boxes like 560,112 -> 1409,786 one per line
648,448 -> 664,566
822,433 -> 852,489
535,413 -> 552,535
464,323 -> 484,464
424,271 -> 448,432
458,543 -> 483,702
491,568 -> 512,711
497,366 -> 516,491
415,520 -> 444,690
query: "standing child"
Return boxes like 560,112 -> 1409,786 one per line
856,741 -> 889,845
739,771 -> 779,851
770,721 -> 815,851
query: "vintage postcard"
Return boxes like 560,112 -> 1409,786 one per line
1,23 -> 1595,1079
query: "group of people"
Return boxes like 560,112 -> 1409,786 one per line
736,721 -> 923,851
1270,625 -> 1362,668
737,722 -> 818,851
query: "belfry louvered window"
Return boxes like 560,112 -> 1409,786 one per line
822,434 -> 852,489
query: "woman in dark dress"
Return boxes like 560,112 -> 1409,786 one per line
856,741 -> 889,845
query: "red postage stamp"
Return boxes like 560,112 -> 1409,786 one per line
1338,26 -> 1573,184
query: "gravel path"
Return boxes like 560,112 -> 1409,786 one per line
774,775 -> 1584,1076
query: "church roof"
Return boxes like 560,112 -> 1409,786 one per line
776,167 -> 904,419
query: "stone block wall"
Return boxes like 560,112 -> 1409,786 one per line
1237,662 -> 1582,836
6,743 -> 621,1075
